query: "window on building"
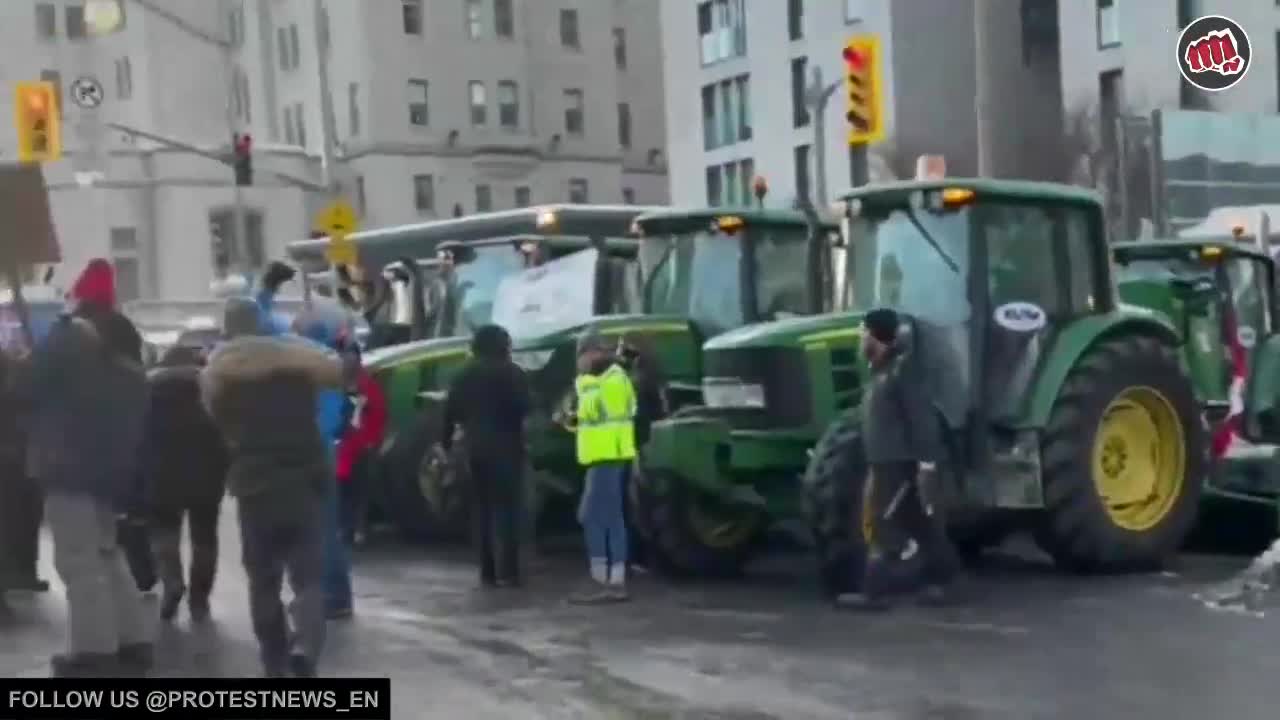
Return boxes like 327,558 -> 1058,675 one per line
115,58 -> 134,100
39,70 -> 62,116
209,209 -> 266,273
288,24 -> 301,67
697,0 -> 746,65
514,186 -> 531,207
110,227 -> 140,301
475,184 -> 493,212
277,28 -> 289,69
719,80 -> 735,147
791,57 -> 810,127
495,0 -> 514,37
498,80 -> 519,128
706,166 -> 722,206
724,162 -> 739,206
227,4 -> 245,47
701,85 -> 717,150
622,187 -> 636,204
466,0 -> 483,39
618,102 -> 632,148
788,0 -> 803,40
413,174 -> 435,213
844,0 -> 863,23
568,178 -> 589,204
560,9 -> 580,49
701,74 -> 750,150
230,66 -> 250,121
348,82 -> 360,135
355,176 -> 367,215
294,102 -> 306,147
614,28 -> 628,69
469,81 -> 487,125
65,3 -> 85,39
564,88 -> 585,135
739,158 -> 754,204
735,75 -> 752,141
1097,0 -> 1119,47
403,0 -> 423,34
408,79 -> 429,126
35,3 -> 56,38
283,106 -> 296,144
1276,33 -> 1280,113
794,144 -> 812,203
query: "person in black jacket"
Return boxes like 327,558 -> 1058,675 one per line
0,349 -> 48,593
836,308 -> 962,612
441,325 -> 531,588
144,344 -> 229,623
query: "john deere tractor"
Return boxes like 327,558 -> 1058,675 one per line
1113,236 -> 1280,538
641,178 -> 1212,588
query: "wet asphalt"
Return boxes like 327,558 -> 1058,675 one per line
2,509 -> 1278,720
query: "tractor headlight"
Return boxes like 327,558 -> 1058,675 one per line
702,378 -> 765,409
511,349 -> 554,371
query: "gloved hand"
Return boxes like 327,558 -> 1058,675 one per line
262,261 -> 297,292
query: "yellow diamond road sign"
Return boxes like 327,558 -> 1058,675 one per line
315,199 -> 358,265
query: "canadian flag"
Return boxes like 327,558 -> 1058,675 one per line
1213,309 -> 1249,458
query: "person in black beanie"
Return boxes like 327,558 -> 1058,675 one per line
836,307 -> 962,612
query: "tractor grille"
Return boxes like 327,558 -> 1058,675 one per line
703,347 -> 812,429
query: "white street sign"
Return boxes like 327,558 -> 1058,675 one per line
70,76 -> 104,109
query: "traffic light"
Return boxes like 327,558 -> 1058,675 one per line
843,35 -> 885,146
14,81 -> 62,164
233,132 -> 253,186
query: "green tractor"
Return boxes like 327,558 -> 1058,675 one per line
1113,236 -> 1280,527
504,208 -> 839,536
641,178 -> 1218,590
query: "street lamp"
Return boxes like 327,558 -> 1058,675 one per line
84,0 -> 125,36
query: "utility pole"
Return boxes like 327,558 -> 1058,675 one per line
973,0 -> 1001,177
313,0 -> 339,194
804,66 -> 842,207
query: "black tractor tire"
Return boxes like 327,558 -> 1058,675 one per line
634,470 -> 762,578
801,408 -> 870,597
384,407 -> 470,542
1034,334 -> 1206,572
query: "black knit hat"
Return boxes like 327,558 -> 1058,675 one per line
863,308 -> 899,345
471,324 -> 512,359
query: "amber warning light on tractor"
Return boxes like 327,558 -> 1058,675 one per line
843,35 -> 885,147
14,81 -> 62,164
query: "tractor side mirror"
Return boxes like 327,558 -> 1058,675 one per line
1244,334 -> 1280,443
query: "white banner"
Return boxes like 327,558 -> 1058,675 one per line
491,248 -> 599,340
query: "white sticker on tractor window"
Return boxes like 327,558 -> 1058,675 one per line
993,302 -> 1047,332
1237,326 -> 1258,348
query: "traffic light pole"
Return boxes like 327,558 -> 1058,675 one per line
222,40 -> 249,277
849,143 -> 869,188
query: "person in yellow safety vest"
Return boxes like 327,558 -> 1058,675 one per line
567,329 -> 637,604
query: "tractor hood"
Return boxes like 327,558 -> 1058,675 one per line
511,313 -> 692,351
363,335 -> 470,370
706,311 -> 866,350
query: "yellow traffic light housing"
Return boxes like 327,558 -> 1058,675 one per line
14,81 -> 62,164
843,35 -> 885,146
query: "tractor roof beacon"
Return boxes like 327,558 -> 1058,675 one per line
637,178 -> 1209,590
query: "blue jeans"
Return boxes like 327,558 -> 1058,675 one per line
323,486 -> 352,612
578,462 -> 629,565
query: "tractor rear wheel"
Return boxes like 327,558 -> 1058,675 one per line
385,407 -> 470,542
801,409 -> 869,597
634,471 -> 762,578
1035,334 -> 1205,572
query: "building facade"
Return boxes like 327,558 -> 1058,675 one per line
658,0 -> 1063,210
2,0 -> 666,300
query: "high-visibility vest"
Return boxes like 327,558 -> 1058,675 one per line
575,363 -> 637,465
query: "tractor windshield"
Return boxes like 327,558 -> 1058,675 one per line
847,207 -> 971,325
445,244 -> 527,335
643,227 -> 810,335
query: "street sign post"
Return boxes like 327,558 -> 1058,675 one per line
315,199 -> 359,266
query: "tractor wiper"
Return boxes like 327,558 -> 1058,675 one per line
905,207 -> 959,273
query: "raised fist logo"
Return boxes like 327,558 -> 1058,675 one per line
1178,15 -> 1251,92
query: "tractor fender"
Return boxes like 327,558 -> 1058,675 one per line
1022,312 -> 1180,428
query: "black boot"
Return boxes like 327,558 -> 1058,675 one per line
51,652 -> 120,678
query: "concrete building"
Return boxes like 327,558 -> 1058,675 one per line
657,0 -> 1063,210
1,0 -> 666,300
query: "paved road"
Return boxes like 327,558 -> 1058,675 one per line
2,510 -> 1278,720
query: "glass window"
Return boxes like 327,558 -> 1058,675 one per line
450,245 -> 527,333
719,80 -> 734,147
498,81 -> 518,128
724,163 -> 740,207
283,106 -> 295,144
494,0 -> 514,37
617,102 -> 631,148
738,159 -> 754,205
564,88 -> 584,135
753,226 -> 812,319
413,174 -> 434,212
514,186 -> 531,207
403,0 -> 422,34
475,184 -> 492,212
466,0 -> 483,39
560,8 -> 580,49
735,75 -> 752,140
469,81 -> 487,126
622,187 -> 636,204
701,85 -> 717,150
788,0 -> 803,40
288,24 -> 300,68
408,79 -> 429,126
65,4 -> 85,39
35,3 -> 56,38
985,202 -> 1098,317
643,231 -> 743,334
844,0 -> 863,23
1227,258 -> 1272,351
116,58 -> 134,100
277,27 -> 289,69
705,166 -> 722,206
849,207 -> 971,326
294,102 -> 306,147
348,82 -> 360,135
614,28 -> 628,69
1097,0 -> 1119,47
569,178 -> 589,204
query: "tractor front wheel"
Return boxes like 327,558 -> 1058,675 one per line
801,409 -> 870,597
385,407 -> 470,542
1035,334 -> 1206,571
634,471 -> 762,578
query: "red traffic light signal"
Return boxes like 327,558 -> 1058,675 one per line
843,46 -> 865,69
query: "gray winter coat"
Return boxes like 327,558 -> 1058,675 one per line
861,346 -> 944,465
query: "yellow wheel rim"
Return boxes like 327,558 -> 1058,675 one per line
1090,386 -> 1186,532
687,501 -> 758,550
